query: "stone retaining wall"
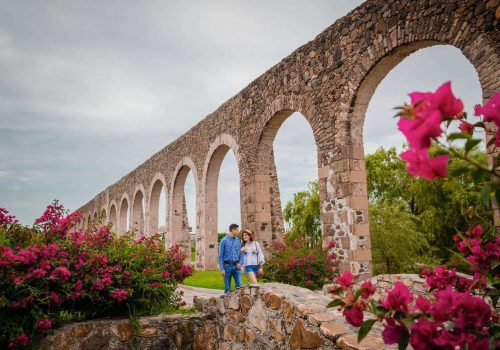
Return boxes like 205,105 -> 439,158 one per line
44,283 -> 393,350
43,313 -> 218,350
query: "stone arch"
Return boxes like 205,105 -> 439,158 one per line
92,211 -> 98,223
100,207 -> 107,225
334,20 -> 500,277
200,133 -> 242,269
118,193 -> 130,235
86,213 -> 92,230
109,201 -> 118,233
148,173 -> 168,235
248,98 -> 326,248
131,185 -> 147,237
169,157 -> 199,259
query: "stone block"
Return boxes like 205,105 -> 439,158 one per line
294,303 -> 326,318
223,323 -> 239,341
337,334 -> 384,349
319,322 -> 349,340
290,320 -> 323,350
263,291 -> 283,310
248,299 -> 268,333
228,293 -> 240,310
307,313 -> 334,326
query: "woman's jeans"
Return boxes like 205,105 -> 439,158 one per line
223,264 -> 242,293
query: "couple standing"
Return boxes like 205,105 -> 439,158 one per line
218,223 -> 265,293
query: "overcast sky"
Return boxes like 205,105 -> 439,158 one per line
0,1 -> 482,231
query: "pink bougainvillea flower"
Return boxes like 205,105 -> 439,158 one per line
381,318 -> 407,345
400,148 -> 449,180
336,270 -> 355,290
380,282 -> 413,314
343,306 -> 364,327
110,289 -> 128,302
413,295 -> 431,314
398,110 -> 443,150
36,318 -> 53,333
8,334 -> 30,349
409,318 -> 441,350
458,121 -> 473,134
410,81 -> 464,119
474,92 -> 500,126
50,266 -> 71,282
360,280 -> 376,299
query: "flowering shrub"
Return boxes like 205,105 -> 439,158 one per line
264,239 -> 338,290
0,201 -> 193,349
329,84 -> 500,349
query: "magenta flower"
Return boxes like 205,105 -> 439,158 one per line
50,266 -> 71,282
36,318 -> 53,333
110,289 -> 128,302
413,295 -> 431,314
474,92 -> 500,126
410,81 -> 464,119
8,334 -> 30,349
458,121 -> 473,134
380,282 -> 413,314
409,318 -> 441,350
360,280 -> 376,299
336,270 -> 355,290
400,148 -> 448,180
381,318 -> 407,345
343,306 -> 363,327
398,110 -> 443,150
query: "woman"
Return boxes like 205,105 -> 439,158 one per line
240,229 -> 265,286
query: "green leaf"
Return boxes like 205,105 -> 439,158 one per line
448,132 -> 471,141
464,138 -> 482,154
398,331 -> 410,350
354,287 -> 366,301
327,299 -> 344,308
358,319 -> 376,343
480,185 -> 492,208
449,165 -> 470,177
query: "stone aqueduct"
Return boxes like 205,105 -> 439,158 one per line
77,0 -> 499,278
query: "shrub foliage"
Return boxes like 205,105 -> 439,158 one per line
0,201 -> 193,348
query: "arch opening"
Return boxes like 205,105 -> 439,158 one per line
149,179 -> 168,234
109,204 -> 117,233
119,197 -> 129,235
131,189 -> 146,237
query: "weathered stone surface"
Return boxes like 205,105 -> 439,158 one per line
294,303 -> 326,318
248,298 -> 268,332
227,310 -> 247,323
72,323 -> 93,340
228,293 -> 240,310
111,322 -> 133,341
308,313 -> 334,326
290,320 -> 323,350
240,295 -> 253,314
283,299 -> 295,323
223,323 -> 239,341
193,323 -> 218,350
319,322 -> 349,340
263,291 -> 283,310
337,334 -> 385,350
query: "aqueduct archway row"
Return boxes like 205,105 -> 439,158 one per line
77,0 -> 499,277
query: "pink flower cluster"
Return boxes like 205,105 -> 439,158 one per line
0,208 -> 18,227
0,202 -> 194,348
398,83 -> 500,180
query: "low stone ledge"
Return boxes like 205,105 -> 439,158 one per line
42,313 -> 216,350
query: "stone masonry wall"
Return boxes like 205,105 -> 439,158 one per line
77,0 -> 500,277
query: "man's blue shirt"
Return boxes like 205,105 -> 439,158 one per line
218,235 -> 244,271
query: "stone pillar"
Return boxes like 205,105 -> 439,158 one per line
321,143 -> 372,280
269,150 -> 285,241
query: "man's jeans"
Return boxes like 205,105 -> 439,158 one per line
223,264 -> 242,293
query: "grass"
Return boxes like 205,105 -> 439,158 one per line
182,270 -> 249,290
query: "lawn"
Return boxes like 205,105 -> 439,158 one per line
182,270 -> 250,290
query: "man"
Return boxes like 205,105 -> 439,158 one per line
218,223 -> 244,293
